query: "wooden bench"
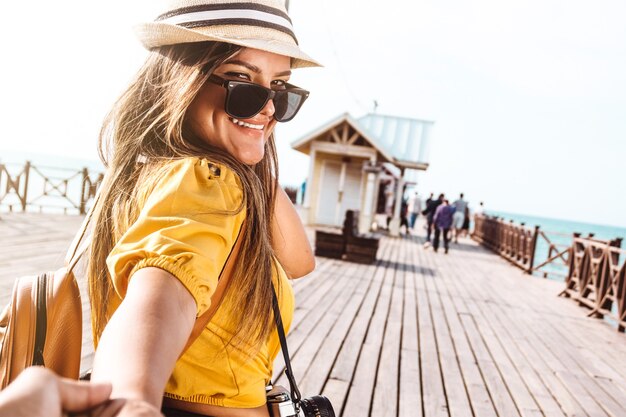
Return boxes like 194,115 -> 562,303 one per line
314,228 -> 345,259
314,210 -> 380,264
343,210 -> 380,264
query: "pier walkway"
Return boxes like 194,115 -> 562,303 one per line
1,213 -> 625,417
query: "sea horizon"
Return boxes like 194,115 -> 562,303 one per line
2,149 -> 625,236
489,209 -> 626,242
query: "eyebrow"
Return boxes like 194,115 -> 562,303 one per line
223,59 -> 292,77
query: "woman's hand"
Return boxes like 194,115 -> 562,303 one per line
271,185 -> 315,278
0,367 -> 112,417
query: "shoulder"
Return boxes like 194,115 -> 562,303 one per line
157,157 -> 241,188
140,157 -> 244,214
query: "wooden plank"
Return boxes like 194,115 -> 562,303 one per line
322,243 -> 391,412
458,311 -> 522,417
527,313 -> 625,417
341,237 -> 401,416
443,253 -> 566,417
297,261 -> 377,396
414,243 -> 448,417
398,239 -> 423,417
422,255 -> 474,416
426,251 -> 522,417
461,257 -> 587,417
418,242 -> 500,417
474,262 -> 624,416
455,250 -> 603,417
273,260 -> 360,386
371,238 -> 404,417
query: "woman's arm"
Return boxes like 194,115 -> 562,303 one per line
90,267 -> 196,408
271,185 -> 315,278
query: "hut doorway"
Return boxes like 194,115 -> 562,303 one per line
315,160 -> 362,226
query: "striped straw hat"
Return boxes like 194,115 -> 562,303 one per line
135,0 -> 321,68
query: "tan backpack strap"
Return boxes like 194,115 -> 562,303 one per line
65,189 -> 101,273
183,221 -> 246,352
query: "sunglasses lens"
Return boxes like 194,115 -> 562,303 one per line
223,79 -> 308,122
274,90 -> 307,122
227,83 -> 269,119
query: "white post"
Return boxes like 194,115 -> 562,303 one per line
302,149 -> 316,224
388,170 -> 405,237
360,168 -> 377,234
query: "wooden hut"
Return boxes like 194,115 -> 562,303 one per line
291,113 -> 434,236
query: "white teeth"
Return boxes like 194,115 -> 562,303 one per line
230,117 -> 263,130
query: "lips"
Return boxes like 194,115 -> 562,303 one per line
229,117 -> 264,130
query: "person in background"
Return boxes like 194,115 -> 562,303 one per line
85,1 -> 319,416
0,367 -> 119,417
400,196 -> 410,234
423,193 -> 443,243
407,191 -> 422,232
475,201 -> 485,216
433,199 -> 455,254
461,204 -> 471,237
452,193 -> 468,243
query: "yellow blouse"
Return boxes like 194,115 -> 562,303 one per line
105,157 -> 295,408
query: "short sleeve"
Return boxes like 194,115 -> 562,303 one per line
106,158 -> 245,316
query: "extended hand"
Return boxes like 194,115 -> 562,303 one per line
0,367 -> 112,417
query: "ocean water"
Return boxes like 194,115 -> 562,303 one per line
489,210 -> 626,281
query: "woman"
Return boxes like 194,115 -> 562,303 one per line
87,1 -> 319,416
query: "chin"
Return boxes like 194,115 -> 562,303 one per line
237,151 -> 266,166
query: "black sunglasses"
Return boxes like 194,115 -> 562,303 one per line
207,75 -> 310,122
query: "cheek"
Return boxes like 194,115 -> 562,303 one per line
267,121 -> 278,135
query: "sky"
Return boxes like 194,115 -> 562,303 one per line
1,1 -> 625,227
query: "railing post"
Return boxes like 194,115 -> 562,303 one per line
515,222 -> 528,265
527,225 -> 540,275
80,167 -> 89,215
21,161 -> 31,212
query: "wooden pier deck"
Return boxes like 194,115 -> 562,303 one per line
1,213 -> 625,417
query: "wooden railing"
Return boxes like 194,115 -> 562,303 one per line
0,161 -> 103,214
561,236 -> 625,332
531,230 -> 572,279
472,215 -> 539,273
473,215 -> 625,331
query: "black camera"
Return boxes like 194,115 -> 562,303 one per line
267,385 -> 336,417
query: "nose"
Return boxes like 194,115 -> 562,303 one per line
260,94 -> 276,118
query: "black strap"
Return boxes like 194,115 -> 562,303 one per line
271,285 -> 302,408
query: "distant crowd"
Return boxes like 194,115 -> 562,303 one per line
401,192 -> 485,254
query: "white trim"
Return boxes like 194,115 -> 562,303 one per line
310,141 -> 377,159
161,9 -> 294,32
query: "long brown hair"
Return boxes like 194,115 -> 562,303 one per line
88,41 -> 279,353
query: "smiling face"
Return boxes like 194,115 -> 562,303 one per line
186,47 -> 291,165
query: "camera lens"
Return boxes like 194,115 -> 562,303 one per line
300,396 -> 336,417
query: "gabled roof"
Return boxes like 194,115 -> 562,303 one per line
357,113 -> 434,170
291,112 -> 433,171
291,112 -> 394,163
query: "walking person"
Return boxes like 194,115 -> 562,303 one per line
461,204 -> 471,237
400,197 -> 410,235
85,1 -> 319,416
433,199 -> 455,253
407,191 -> 422,232
452,193 -> 468,243
422,193 -> 443,243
